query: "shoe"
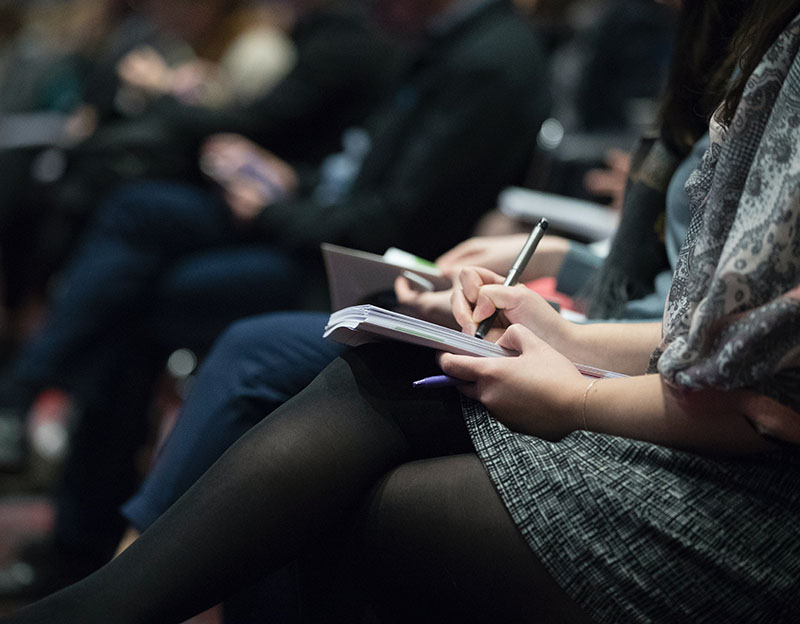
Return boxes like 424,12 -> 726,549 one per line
0,407 -> 26,473
0,539 -> 101,600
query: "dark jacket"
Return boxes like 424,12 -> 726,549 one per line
79,2 -> 400,178
258,0 -> 551,261
148,2 -> 401,166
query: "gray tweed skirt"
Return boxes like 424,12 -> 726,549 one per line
462,399 -> 800,623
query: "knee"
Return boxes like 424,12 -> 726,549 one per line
92,183 -> 158,238
213,312 -> 334,380
198,315 -> 299,397
93,181 -> 210,239
210,317 -> 271,365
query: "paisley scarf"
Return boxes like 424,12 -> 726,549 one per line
652,13 -> 800,441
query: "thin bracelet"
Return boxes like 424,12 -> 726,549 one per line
581,378 -> 601,431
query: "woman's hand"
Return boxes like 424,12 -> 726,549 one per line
583,148 -> 631,211
438,324 -> 587,439
451,266 -> 574,352
393,276 -> 458,329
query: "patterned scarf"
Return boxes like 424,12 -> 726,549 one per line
652,13 -> 800,434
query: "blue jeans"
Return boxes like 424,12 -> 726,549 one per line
121,311 -> 345,531
11,180 -> 306,399
6,180 -> 308,557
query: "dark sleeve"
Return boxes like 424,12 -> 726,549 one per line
256,65 -> 547,258
148,21 -> 396,162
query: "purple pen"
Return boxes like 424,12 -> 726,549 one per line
411,374 -> 463,388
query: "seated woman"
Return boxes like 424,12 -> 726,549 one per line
117,130 -> 704,550
117,0 -> 719,553
3,1 -> 800,622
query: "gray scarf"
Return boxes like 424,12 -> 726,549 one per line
652,13 -> 800,422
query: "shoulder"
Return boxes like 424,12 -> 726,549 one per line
439,2 -> 547,79
293,6 -> 399,80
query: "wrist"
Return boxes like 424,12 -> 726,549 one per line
578,378 -> 603,432
549,317 -> 585,360
550,375 -> 595,436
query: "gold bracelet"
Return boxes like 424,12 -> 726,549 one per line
581,378 -> 601,431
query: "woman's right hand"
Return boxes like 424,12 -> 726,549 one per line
451,266 -> 575,353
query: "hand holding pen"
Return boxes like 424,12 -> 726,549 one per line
415,219 -> 552,387
474,218 -> 547,338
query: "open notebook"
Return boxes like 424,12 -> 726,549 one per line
324,305 -> 626,379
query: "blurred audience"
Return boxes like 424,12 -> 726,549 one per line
0,0 -> 550,602
0,0 -> 696,617
0,0 -> 392,343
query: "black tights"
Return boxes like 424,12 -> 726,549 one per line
4,345 -> 588,623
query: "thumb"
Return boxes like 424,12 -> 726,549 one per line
495,323 -> 541,354
437,352 -> 486,383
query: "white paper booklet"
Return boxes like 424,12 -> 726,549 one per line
321,243 -> 450,311
324,305 -> 626,378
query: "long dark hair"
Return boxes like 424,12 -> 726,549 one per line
658,0 -> 749,155
583,0 -> 791,319
718,0 -> 800,126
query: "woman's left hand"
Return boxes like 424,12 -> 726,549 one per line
438,324 -> 587,439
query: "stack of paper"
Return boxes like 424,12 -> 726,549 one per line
324,305 -> 510,357
324,304 -> 626,379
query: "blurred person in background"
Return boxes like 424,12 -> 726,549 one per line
0,0 -> 384,346
0,0 -> 549,602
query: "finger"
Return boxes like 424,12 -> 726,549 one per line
208,132 -> 239,146
458,266 -> 504,304
450,285 -> 477,335
435,238 -> 477,266
495,323 -> 542,354
393,276 -> 417,303
583,170 -> 619,196
437,352 -> 485,383
225,182 -> 265,221
605,148 -> 631,171
471,283 -> 530,325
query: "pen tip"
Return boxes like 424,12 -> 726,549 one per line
539,218 -> 549,231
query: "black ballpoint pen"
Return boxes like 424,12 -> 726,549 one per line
474,217 -> 549,339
